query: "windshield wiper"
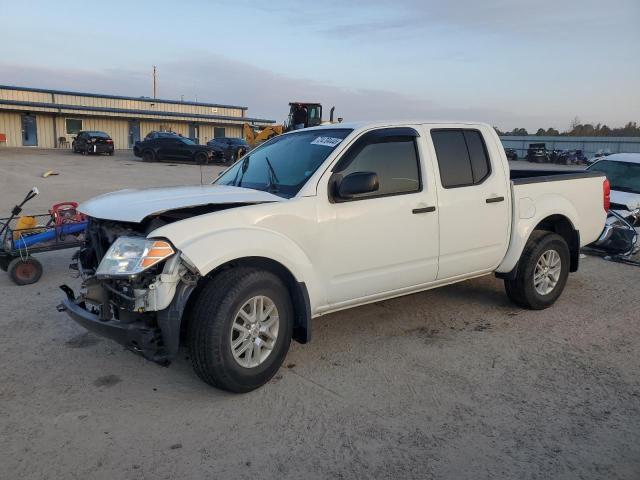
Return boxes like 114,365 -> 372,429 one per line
233,155 -> 251,187
265,156 -> 280,193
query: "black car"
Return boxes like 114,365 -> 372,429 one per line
207,137 -> 249,163
526,143 -> 548,163
144,130 -> 180,141
72,131 -> 114,155
504,148 -> 518,161
133,135 -> 215,163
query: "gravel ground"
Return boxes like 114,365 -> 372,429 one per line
0,149 -> 638,480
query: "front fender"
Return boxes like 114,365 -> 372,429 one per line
497,194 -> 580,274
164,227 -> 324,309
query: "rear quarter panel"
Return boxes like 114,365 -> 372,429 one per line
497,174 -> 607,273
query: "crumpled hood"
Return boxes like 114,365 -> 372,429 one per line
610,190 -> 640,211
79,185 -> 284,223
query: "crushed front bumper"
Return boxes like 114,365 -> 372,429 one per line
57,282 -> 194,365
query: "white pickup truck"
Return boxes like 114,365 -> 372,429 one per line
59,121 -> 608,392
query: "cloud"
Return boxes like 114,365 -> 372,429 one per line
241,0 -> 639,39
0,57 -> 546,130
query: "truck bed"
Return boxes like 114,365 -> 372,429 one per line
510,169 -> 604,185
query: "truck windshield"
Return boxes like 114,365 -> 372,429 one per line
588,160 -> 640,194
215,128 -> 352,198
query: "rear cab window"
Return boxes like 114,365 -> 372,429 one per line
431,129 -> 491,188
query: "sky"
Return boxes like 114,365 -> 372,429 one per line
0,0 -> 638,131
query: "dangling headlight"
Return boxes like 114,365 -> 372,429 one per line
96,237 -> 175,277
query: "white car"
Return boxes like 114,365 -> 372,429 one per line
587,153 -> 640,255
59,121 -> 608,392
587,153 -> 640,215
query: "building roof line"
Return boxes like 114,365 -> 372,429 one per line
0,99 -> 275,124
0,84 -> 249,111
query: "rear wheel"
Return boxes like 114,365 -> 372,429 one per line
504,231 -> 570,310
142,150 -> 155,162
195,152 -> 208,164
188,268 -> 293,393
8,257 -> 43,285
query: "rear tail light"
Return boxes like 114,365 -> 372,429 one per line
106,139 -> 113,144
603,178 -> 610,212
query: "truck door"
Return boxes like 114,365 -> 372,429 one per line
317,127 -> 439,306
429,127 -> 510,279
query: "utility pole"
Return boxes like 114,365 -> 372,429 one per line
152,65 -> 157,99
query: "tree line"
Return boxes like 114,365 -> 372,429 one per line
495,120 -> 640,137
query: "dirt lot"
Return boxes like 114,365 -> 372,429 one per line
0,148 -> 638,480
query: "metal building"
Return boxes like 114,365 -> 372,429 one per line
500,135 -> 640,158
0,85 -> 275,149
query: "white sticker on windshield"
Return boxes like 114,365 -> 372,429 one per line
311,136 -> 343,147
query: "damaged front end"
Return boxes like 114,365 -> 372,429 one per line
57,217 -> 200,365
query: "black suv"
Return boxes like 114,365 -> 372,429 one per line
207,137 -> 249,163
526,143 -> 549,163
72,131 -> 114,155
133,135 -> 215,163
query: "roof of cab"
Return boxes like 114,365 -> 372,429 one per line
304,120 -> 492,132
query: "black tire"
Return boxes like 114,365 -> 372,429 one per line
504,231 -> 570,310
142,150 -> 155,162
8,257 -> 43,285
195,152 -> 208,164
108,151 -> 114,156
188,268 -> 293,393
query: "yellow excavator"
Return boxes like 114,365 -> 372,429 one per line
242,102 -> 339,148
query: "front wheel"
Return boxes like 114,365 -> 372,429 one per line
188,268 -> 293,393
504,231 -> 570,310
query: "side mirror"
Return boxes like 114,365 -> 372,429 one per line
336,171 -> 379,200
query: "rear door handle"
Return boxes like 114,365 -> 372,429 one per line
412,206 -> 436,214
486,196 -> 505,204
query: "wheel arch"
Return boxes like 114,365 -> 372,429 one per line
533,214 -> 580,272
181,256 -> 312,346
497,212 -> 580,279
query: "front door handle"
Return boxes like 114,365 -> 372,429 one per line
486,196 -> 505,204
412,206 -> 436,214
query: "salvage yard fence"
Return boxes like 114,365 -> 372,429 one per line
499,136 -> 640,158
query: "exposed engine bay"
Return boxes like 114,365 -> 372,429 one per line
60,202 -> 262,364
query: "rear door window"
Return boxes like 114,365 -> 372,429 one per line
431,129 -> 491,188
